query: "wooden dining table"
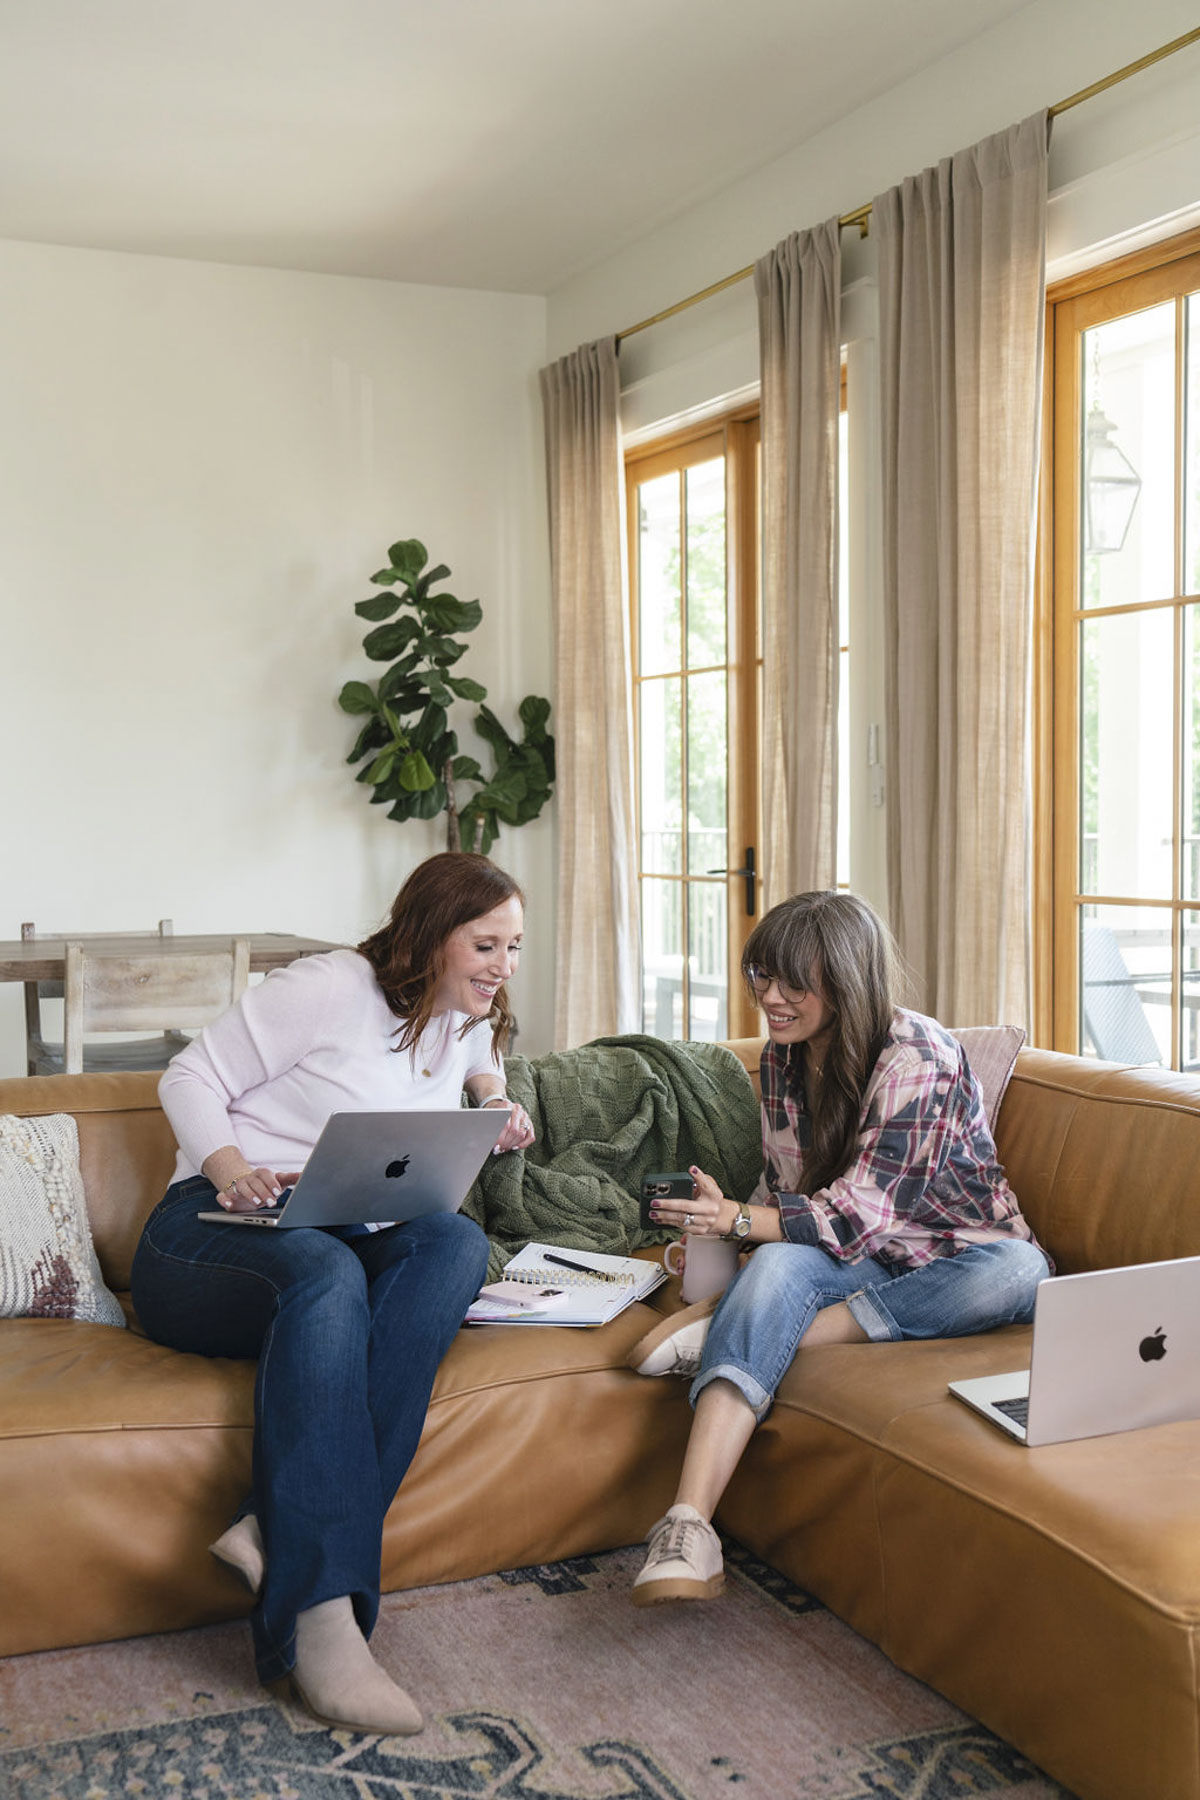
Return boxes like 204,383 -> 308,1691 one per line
0,931 -> 344,984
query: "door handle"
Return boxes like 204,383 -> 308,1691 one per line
707,846 -> 756,917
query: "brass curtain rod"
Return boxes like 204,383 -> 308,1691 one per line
615,23 -> 1200,344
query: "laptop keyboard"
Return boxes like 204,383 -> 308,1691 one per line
994,1395 -> 1030,1428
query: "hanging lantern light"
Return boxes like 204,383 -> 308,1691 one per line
1084,401 -> 1142,556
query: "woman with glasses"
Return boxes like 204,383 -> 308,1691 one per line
625,889 -> 1048,1605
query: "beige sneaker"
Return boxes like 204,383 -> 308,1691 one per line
626,1295 -> 719,1377
632,1503 -> 725,1605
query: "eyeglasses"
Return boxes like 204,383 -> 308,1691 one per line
743,964 -> 809,1005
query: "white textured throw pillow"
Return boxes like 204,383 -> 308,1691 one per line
949,1025 -> 1026,1133
0,1114 -> 125,1327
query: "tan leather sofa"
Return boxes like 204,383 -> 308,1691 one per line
2,1047 -> 1199,1800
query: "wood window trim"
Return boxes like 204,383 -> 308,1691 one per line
1034,229 -> 1200,1055
625,406 -> 762,1039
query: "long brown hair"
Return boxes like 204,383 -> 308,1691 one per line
357,853 -> 524,1058
744,890 -> 901,1193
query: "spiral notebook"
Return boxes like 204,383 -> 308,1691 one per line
465,1241 -> 666,1327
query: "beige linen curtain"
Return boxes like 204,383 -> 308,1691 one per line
539,336 -> 640,1047
754,219 -> 842,910
875,113 -> 1048,1026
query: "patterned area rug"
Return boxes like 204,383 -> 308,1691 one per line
0,1538 -> 1073,1800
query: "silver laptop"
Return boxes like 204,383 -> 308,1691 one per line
197,1109 -> 508,1229
949,1254 -> 1200,1447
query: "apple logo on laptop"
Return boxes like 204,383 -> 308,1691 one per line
385,1156 -> 410,1180
1139,1326 -> 1167,1363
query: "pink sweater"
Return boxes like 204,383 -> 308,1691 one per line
159,948 -> 500,1184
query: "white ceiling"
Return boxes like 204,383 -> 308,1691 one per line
0,0 -> 1036,294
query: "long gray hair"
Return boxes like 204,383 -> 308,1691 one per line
743,890 -> 902,1193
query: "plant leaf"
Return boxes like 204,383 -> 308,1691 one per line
386,539 -> 428,579
445,674 -> 487,703
380,702 -> 407,740
392,778 -> 447,821
338,680 -> 378,715
363,618 -> 423,662
425,635 -> 466,667
413,563 -> 452,601
346,716 -> 389,764
365,747 -> 398,784
377,666 -> 426,710
355,591 -> 402,620
451,755 -> 483,781
398,750 -> 436,792
518,694 -> 552,739
424,595 -> 482,634
473,704 -> 515,753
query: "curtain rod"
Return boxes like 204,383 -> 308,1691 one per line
615,23 -> 1200,344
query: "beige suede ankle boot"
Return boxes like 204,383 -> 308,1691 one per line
268,1595 -> 423,1737
209,1514 -> 265,1597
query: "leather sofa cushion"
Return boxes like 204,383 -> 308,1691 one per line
995,1049 -> 1200,1272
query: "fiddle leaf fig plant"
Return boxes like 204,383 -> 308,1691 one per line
338,538 -> 555,855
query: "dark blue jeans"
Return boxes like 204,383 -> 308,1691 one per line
130,1178 -> 489,1683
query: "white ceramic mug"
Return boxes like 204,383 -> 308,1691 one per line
663,1233 -> 741,1305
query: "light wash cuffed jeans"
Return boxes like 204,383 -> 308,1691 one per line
692,1237 -> 1050,1421
130,1176 -> 489,1683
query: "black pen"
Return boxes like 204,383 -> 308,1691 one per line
543,1250 -> 619,1283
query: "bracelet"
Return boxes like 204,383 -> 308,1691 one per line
479,1094 -> 510,1109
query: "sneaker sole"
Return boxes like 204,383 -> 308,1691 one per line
631,1572 -> 726,1606
626,1294 -> 720,1375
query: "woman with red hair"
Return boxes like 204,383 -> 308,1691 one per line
131,853 -> 533,1736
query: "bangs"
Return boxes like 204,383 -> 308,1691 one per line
743,909 -> 822,995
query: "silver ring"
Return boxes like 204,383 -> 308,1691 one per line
684,1212 -> 694,1227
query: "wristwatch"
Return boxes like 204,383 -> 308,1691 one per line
726,1201 -> 753,1242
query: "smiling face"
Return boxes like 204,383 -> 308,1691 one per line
431,895 -> 524,1018
746,965 -> 836,1054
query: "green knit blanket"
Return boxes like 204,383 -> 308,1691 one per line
462,1034 -> 762,1279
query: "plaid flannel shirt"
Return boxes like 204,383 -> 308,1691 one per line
752,1009 -> 1040,1270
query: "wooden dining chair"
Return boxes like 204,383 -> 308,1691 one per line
22,920 -> 186,1076
58,938 -> 251,1076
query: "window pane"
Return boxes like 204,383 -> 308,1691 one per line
1080,609 -> 1173,898
639,678 -> 681,874
837,402 -> 850,885
685,458 -> 726,669
1080,904 -> 1170,1065
1188,294 -> 1200,595
642,878 -> 684,1037
1184,604 -> 1200,902
638,473 -> 681,676
686,670 -> 726,874
687,882 -> 727,1040
1184,910 -> 1200,1070
1081,303 -> 1175,607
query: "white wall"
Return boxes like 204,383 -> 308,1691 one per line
0,240 -> 553,1075
546,0 -> 1200,911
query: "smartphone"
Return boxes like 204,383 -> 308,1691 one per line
639,1170 -> 695,1230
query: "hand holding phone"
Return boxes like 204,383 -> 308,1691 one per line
639,1171 -> 696,1231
